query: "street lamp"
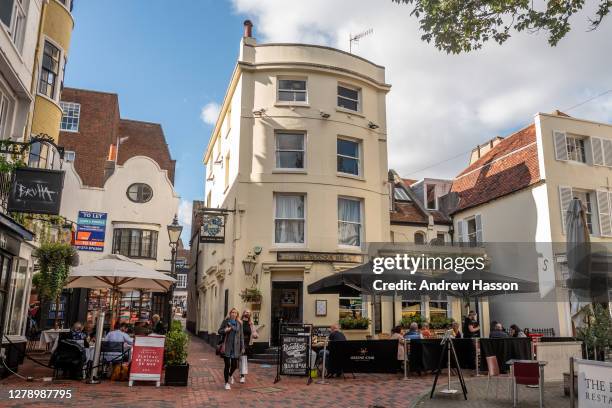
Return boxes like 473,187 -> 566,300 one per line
165,214 -> 183,328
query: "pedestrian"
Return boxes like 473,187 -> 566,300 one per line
390,326 -> 405,371
239,309 -> 258,383
218,308 -> 244,390
151,314 -> 166,335
463,311 -> 480,338
509,324 -> 527,338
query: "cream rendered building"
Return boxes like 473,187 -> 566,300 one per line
195,22 -> 391,346
448,110 -> 612,337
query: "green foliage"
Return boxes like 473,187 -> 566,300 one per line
339,316 -> 371,330
165,319 -> 189,365
0,153 -> 25,174
429,315 -> 454,329
33,242 -> 77,301
392,0 -> 611,53
576,304 -> 612,359
239,287 -> 262,303
400,314 -> 427,328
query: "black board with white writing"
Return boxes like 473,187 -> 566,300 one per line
7,168 -> 65,215
280,324 -> 311,376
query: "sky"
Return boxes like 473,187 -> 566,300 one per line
66,1 -> 612,244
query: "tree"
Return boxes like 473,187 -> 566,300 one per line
576,303 -> 612,360
392,0 -> 611,53
33,242 -> 77,329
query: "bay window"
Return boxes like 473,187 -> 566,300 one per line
274,194 -> 305,244
38,41 -> 61,100
338,197 -> 362,247
112,229 -> 158,259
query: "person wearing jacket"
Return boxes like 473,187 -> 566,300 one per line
218,308 -> 244,390
239,309 -> 258,383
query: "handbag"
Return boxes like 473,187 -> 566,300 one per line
239,355 -> 248,375
216,335 -> 225,356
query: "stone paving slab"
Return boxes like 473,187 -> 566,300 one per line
1,333 -> 431,408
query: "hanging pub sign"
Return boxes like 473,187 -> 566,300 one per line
7,167 -> 65,215
200,213 -> 226,243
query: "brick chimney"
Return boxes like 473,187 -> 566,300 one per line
243,20 -> 253,38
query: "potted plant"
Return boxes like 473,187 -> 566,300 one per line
239,287 -> 262,304
339,316 -> 371,330
400,314 -> 427,329
164,320 -> 189,386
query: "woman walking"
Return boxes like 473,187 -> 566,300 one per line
239,309 -> 258,383
218,308 -> 244,390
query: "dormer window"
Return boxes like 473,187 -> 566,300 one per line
425,184 -> 437,210
394,187 -> 411,201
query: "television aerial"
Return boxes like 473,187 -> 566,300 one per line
349,28 -> 373,53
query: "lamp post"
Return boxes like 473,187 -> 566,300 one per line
165,214 -> 183,328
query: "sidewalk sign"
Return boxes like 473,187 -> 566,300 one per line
129,335 -> 165,387
274,322 -> 312,385
573,358 -> 612,408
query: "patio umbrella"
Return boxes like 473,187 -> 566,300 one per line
565,197 -> 593,326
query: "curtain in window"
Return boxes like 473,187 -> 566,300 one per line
7,263 -> 27,335
275,195 -> 304,243
338,198 -> 361,246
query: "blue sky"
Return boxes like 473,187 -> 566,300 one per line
65,1 -> 246,241
66,0 -> 612,243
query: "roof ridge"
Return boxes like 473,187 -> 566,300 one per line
62,86 -> 119,96
456,140 -> 537,181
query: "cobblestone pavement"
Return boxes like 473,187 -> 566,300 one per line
414,377 -> 571,408
1,333 -> 431,408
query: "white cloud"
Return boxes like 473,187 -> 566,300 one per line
200,102 -> 221,126
232,0 -> 612,179
177,199 -> 193,239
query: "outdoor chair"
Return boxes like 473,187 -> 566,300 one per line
485,356 -> 511,399
512,361 -> 544,408
100,341 -> 127,378
50,340 -> 86,380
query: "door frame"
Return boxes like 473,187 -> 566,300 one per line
269,281 -> 304,346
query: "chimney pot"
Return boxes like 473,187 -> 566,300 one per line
243,20 -> 253,38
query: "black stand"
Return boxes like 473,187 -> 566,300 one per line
430,332 -> 468,400
273,318 -> 283,384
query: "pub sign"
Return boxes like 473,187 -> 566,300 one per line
7,167 -> 65,215
200,214 -> 225,243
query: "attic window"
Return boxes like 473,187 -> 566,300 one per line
394,188 -> 411,201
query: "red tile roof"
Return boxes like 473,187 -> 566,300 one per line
390,202 -> 428,224
450,124 -> 541,214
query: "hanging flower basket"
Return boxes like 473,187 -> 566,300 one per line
239,288 -> 262,304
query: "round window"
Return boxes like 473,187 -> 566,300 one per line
127,183 -> 153,203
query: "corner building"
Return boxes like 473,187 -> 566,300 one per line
195,23 -> 391,347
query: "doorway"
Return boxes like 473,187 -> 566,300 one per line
270,281 -> 303,346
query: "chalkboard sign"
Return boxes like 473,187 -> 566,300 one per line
279,324 -> 311,376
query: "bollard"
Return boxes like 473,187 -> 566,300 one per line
474,338 -> 481,377
403,338 -> 409,380
569,357 -> 575,408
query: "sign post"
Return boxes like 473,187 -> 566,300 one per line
129,335 -> 165,387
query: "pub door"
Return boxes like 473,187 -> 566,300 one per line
270,281 -> 303,346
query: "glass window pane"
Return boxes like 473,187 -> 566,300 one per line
141,231 -> 152,258
337,139 -> 358,158
275,195 -> 304,218
0,0 -> 13,27
338,198 -> 360,222
275,220 -> 304,243
338,86 -> 359,100
279,80 -> 306,90
338,97 -> 358,111
278,91 -> 294,101
276,133 -> 303,150
337,156 -> 359,175
294,91 -> 306,102
129,230 -> 140,257
277,151 -> 304,169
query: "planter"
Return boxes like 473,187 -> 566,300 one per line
250,302 -> 261,311
344,329 -> 371,340
165,363 -> 189,386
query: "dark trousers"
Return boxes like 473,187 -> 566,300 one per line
223,357 -> 238,383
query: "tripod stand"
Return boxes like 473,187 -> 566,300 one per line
430,330 -> 468,400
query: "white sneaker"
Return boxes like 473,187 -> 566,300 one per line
224,383 -> 231,390
230,376 -> 235,384
239,376 -> 246,383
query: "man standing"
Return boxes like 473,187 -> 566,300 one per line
463,311 -> 481,338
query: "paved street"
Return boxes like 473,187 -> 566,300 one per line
1,333 -> 431,408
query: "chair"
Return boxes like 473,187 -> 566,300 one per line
100,341 -> 126,377
512,361 -> 543,408
485,356 -> 512,399
50,340 -> 86,380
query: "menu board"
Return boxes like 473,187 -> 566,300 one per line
129,335 -> 165,386
280,324 -> 311,376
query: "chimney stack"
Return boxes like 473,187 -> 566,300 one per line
243,20 -> 253,38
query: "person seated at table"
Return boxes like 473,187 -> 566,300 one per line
70,321 -> 88,343
133,320 -> 150,335
420,323 -> 432,338
318,324 -> 346,377
489,322 -> 509,338
103,322 -> 134,362
451,321 -> 462,338
509,324 -> 527,338
403,322 -> 423,340
151,314 -> 166,335
463,311 -> 480,338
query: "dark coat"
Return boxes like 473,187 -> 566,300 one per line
218,318 -> 244,358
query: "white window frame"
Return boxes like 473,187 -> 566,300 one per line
0,87 -> 15,140
63,150 -> 75,162
566,135 -> 587,163
337,83 -> 361,112
176,274 -> 187,289
339,296 -> 367,319
393,187 -> 411,201
338,196 -> 363,248
462,215 -> 482,246
573,189 -> 596,235
273,193 -> 306,246
37,37 -> 65,102
275,131 -> 306,171
337,137 -> 362,177
276,77 -> 308,104
59,102 -> 81,132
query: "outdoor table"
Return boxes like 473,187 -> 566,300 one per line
39,329 -> 70,351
